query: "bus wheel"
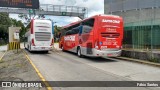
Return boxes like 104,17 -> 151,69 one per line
44,51 -> 48,53
27,45 -> 29,50
77,48 -> 83,58
62,46 -> 65,52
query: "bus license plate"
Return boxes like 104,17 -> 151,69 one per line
42,47 -> 45,49
108,53 -> 117,56
107,54 -> 113,56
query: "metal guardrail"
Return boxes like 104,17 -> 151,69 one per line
40,4 -> 87,14
0,4 -> 87,19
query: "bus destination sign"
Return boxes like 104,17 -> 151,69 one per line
0,0 -> 39,9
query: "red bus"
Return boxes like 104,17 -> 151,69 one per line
59,14 -> 123,57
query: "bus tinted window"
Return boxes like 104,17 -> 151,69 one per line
65,27 -> 80,35
82,18 -> 95,34
66,30 -> 72,35
72,27 -> 80,34
63,23 -> 80,36
60,29 -> 66,37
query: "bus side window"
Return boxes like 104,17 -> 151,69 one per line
72,27 -> 80,35
82,18 -> 95,34
79,25 -> 83,35
66,30 -> 73,35
65,31 -> 69,35
76,28 -> 80,34
63,23 -> 81,36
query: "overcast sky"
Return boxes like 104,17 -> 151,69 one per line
9,0 -> 104,26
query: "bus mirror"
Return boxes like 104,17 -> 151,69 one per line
79,25 -> 83,35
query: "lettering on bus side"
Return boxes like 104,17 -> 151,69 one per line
64,36 -> 76,41
102,19 -> 120,24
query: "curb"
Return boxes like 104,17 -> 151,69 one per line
0,51 -> 7,61
115,57 -> 160,67
23,50 -> 53,90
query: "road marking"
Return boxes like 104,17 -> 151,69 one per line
23,50 -> 53,90
0,51 -> 7,61
51,48 -> 133,81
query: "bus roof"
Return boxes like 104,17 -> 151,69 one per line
63,20 -> 81,29
62,14 -> 122,29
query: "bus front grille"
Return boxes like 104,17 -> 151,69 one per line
35,32 -> 51,41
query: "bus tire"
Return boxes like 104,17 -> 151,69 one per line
44,51 -> 48,53
62,46 -> 65,52
27,45 -> 29,50
29,45 -> 31,51
77,47 -> 83,58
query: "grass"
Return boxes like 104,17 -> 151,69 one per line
0,43 -> 7,46
2,65 -> 7,68
15,63 -> 23,67
0,60 -> 4,63
149,58 -> 160,63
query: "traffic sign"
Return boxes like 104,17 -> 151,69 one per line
62,12 -> 67,16
0,0 -> 39,9
29,9 -> 35,14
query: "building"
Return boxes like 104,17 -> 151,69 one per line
104,0 -> 160,50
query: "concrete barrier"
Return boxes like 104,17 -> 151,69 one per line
121,50 -> 160,63
8,42 -> 20,50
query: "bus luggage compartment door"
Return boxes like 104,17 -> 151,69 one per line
87,42 -> 93,54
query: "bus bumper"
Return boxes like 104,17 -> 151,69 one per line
31,46 -> 53,51
92,49 -> 122,57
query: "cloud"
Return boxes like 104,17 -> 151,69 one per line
39,0 -> 104,17
75,0 -> 104,15
39,0 -> 64,5
46,16 -> 81,26
46,0 -> 104,26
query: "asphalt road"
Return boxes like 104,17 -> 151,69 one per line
24,45 -> 160,90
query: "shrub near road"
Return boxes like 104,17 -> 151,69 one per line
0,50 -> 46,90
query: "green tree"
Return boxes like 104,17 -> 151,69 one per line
10,18 -> 26,41
0,13 -> 25,45
0,13 -> 12,45
54,25 -> 62,42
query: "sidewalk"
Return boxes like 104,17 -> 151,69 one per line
0,45 -> 7,51
0,52 -> 4,58
53,43 -> 61,50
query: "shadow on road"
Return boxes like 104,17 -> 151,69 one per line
63,51 -> 118,63
24,49 -> 51,54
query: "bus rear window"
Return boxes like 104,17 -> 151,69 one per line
82,18 -> 95,34
101,33 -> 120,38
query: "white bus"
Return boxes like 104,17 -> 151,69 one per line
24,19 -> 54,52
